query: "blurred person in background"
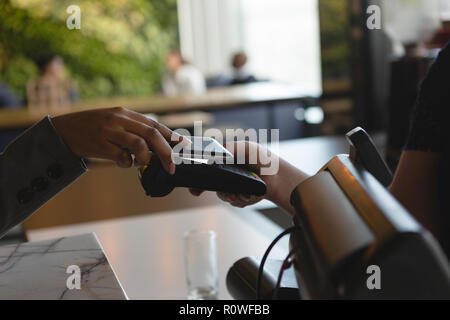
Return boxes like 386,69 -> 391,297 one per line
230,51 -> 257,85
0,83 -> 21,109
27,56 -> 79,109
162,49 -> 206,97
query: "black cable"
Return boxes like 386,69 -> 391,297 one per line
272,248 -> 297,300
256,226 -> 300,300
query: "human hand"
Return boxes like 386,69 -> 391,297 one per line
52,107 -> 187,172
189,141 -> 309,215
190,187 -> 264,208
189,141 -> 280,208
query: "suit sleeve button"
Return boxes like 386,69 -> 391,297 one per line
17,188 -> 33,204
32,177 -> 49,192
47,163 -> 63,179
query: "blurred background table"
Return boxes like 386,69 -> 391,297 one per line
0,82 -> 320,151
0,82 -> 309,127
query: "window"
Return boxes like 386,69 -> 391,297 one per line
177,0 -> 322,96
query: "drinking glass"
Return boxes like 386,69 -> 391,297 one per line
183,229 -> 219,300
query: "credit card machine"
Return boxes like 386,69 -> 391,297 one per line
139,137 -> 267,197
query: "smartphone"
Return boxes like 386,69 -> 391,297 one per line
172,136 -> 234,162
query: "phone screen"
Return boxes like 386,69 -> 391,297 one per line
173,136 -> 233,160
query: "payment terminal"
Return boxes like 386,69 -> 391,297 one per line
139,137 -> 267,197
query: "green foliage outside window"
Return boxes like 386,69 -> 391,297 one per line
0,0 -> 179,101
319,0 -> 351,79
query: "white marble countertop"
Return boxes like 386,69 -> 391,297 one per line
0,233 -> 127,300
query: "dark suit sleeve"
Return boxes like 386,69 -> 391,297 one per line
0,116 -> 87,238
405,42 -> 450,152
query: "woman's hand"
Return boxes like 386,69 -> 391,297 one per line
190,141 -> 276,207
190,141 -> 310,216
52,107 -> 186,172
